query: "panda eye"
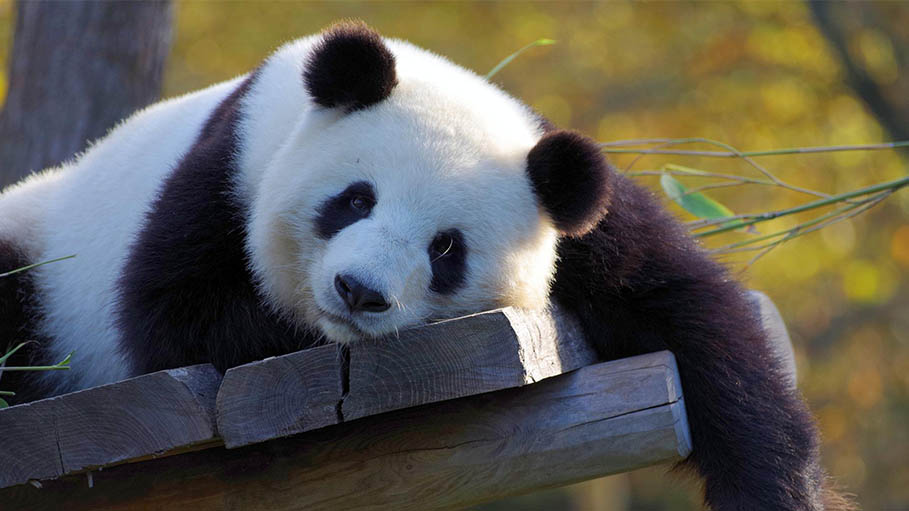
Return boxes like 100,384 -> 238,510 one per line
315,181 -> 376,240
349,194 -> 375,214
428,229 -> 466,295
429,232 -> 456,262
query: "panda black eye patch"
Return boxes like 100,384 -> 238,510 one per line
315,181 -> 376,239
429,229 -> 466,295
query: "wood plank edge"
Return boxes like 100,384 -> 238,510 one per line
0,365 -> 691,510
0,365 -> 222,489
671,397 -> 693,458
46,438 -> 226,484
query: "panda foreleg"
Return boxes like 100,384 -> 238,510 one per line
550,177 -> 848,511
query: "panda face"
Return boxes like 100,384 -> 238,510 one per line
249,93 -> 559,343
244,29 -> 611,345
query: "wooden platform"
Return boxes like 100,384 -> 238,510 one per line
0,292 -> 789,510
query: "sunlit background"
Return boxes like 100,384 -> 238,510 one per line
1,2 -> 907,509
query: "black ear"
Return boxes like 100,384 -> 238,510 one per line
526,130 -> 613,237
303,21 -> 398,111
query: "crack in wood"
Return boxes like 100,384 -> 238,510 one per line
553,397 -> 683,435
380,437 -> 498,457
52,411 -> 65,475
336,345 -> 350,423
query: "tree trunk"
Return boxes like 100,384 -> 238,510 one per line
808,1 -> 909,145
0,0 -> 174,187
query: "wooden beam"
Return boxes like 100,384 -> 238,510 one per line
343,305 -> 596,419
1,351 -> 689,511
0,292 -> 791,497
0,364 -> 221,489
216,305 -> 598,448
214,344 -> 343,448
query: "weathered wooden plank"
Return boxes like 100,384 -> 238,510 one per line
2,292 -> 787,492
343,305 -> 596,421
0,364 -> 220,489
0,351 -> 688,511
0,396 -> 61,489
216,305 -> 597,448
215,344 -> 343,448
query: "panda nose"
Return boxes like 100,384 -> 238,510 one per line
334,274 -> 391,313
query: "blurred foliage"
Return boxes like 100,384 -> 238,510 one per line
1,1 -> 908,509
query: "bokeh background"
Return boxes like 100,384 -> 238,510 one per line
1,2 -> 907,510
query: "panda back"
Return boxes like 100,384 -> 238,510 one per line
29,77 -> 244,393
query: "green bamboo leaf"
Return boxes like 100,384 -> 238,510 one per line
660,173 -> 735,220
0,398 -> 8,409
55,351 -> 74,368
485,39 -> 555,80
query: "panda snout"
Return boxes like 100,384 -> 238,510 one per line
334,274 -> 391,313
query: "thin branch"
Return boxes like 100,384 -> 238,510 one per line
620,138 -> 703,173
617,137 -> 832,199
682,181 -> 747,196
738,192 -> 890,269
627,169 -> 772,185
615,137 -> 908,267
1,366 -> 70,371
688,212 -> 772,230
694,175 -> 909,238
0,254 -> 76,278
485,39 -> 555,80
713,192 -> 885,253
599,138 -> 678,147
0,350 -> 72,372
0,342 -> 31,365
602,140 -> 909,157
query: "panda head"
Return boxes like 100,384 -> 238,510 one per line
249,22 -> 613,343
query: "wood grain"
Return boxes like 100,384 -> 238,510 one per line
1,292 -> 790,495
216,344 -> 343,448
216,305 -> 598,448
343,305 -> 596,421
0,364 -> 220,489
1,352 -> 689,511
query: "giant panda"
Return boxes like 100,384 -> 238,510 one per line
0,21 -> 848,511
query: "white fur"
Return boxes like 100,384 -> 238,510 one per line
1,79 -> 243,392
244,38 -> 557,342
0,33 -> 558,393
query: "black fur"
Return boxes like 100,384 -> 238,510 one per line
304,22 -> 397,112
551,173 -> 839,510
0,241 -> 55,404
116,73 -> 321,375
314,181 -> 376,240
4,21 -> 846,509
526,130 -> 612,237
429,229 -> 466,295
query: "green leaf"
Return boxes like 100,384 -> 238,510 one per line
0,398 -> 8,409
485,39 -> 556,80
660,173 -> 735,220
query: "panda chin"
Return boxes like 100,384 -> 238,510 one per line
316,313 -> 369,344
